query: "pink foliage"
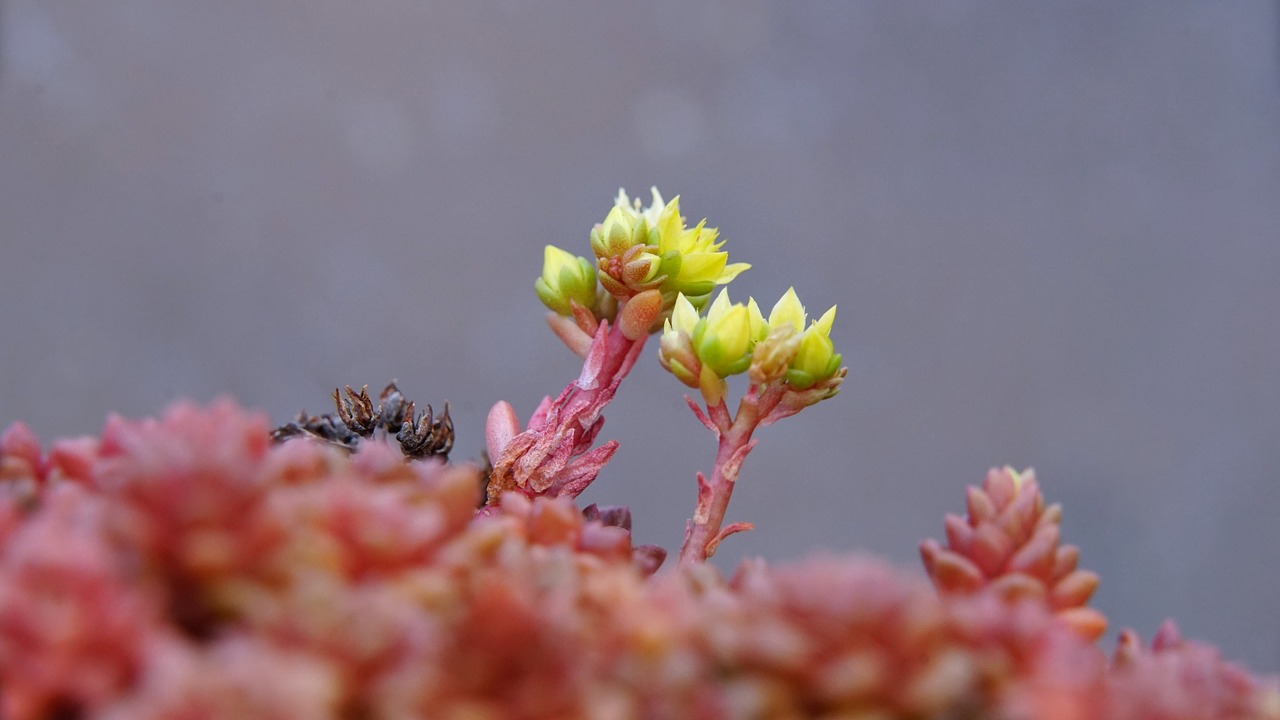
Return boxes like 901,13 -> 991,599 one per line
0,403 -> 1275,719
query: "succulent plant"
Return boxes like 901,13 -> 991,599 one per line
0,190 -> 1273,719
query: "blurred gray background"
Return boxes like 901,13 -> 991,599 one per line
2,2 -> 1278,669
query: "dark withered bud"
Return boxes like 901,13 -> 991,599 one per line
275,383 -> 454,462
271,412 -> 359,450
582,503 -> 632,531
378,383 -> 408,431
397,401 -> 453,459
333,385 -> 377,437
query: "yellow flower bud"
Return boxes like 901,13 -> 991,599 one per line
665,293 -> 701,337
659,332 -> 701,388
658,294 -> 703,387
535,245 -> 598,316
749,324 -> 801,385
785,305 -> 841,390
693,290 -> 754,378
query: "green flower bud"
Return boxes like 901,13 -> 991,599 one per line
692,290 -> 754,378
535,245 -> 598,316
785,306 -> 841,390
658,294 -> 703,387
659,332 -> 701,388
590,206 -> 640,260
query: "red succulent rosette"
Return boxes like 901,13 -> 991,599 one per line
920,466 -> 1108,640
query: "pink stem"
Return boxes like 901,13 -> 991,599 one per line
678,383 -> 786,565
488,309 -> 647,503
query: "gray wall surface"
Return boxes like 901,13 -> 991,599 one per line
2,2 -> 1278,670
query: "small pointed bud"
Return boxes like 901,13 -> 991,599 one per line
535,245 -> 598,316
1151,619 -> 1184,651
692,289 -> 754,378
601,206 -> 637,257
748,324 -> 801,385
786,320 -> 841,390
485,401 -> 521,462
1113,629 -> 1145,667
659,331 -> 702,388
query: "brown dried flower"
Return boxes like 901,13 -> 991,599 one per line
272,382 -> 453,461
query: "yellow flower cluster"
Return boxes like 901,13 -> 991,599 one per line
659,287 -> 842,396
536,188 -> 750,320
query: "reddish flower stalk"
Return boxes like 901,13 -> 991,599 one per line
678,384 -> 779,565
674,368 -> 845,566
485,294 -> 659,504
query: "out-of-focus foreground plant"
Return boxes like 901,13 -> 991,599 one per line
0,190 -> 1276,719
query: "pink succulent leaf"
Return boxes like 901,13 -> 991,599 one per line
0,422 -> 42,473
632,545 -> 667,576
568,298 -> 599,337
1151,619 -> 1185,652
546,311 -> 595,359
576,320 -> 613,390
572,416 -> 606,455
548,441 -> 619,498
528,395 -> 554,433
485,401 -> 521,461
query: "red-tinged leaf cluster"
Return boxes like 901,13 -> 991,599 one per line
920,466 -> 1109,640
0,402 -> 1276,719
1104,622 -> 1280,720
